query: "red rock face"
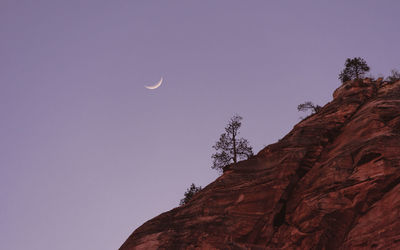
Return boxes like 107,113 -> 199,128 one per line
120,79 -> 400,249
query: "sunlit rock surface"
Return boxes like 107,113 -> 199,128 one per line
120,79 -> 400,249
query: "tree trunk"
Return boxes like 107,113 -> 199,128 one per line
233,133 -> 237,163
355,66 -> 359,79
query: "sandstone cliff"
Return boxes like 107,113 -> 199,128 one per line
120,79 -> 400,249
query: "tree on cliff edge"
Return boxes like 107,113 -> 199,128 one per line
339,57 -> 370,83
212,115 -> 253,172
297,101 -> 321,114
180,183 -> 202,205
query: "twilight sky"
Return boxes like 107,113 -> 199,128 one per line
1,1 -> 399,249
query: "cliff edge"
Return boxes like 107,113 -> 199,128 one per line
120,79 -> 400,249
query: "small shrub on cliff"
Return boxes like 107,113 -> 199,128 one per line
180,183 -> 202,205
297,101 -> 321,114
339,57 -> 370,83
386,69 -> 400,83
211,115 -> 253,172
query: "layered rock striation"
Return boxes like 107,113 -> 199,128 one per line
121,79 -> 400,249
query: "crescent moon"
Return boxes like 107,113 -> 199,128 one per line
145,77 -> 163,90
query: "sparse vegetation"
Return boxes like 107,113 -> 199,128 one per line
180,183 -> 202,205
298,101 -> 321,114
386,69 -> 400,83
212,115 -> 253,172
339,57 -> 370,83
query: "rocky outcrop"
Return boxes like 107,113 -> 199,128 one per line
120,79 -> 400,249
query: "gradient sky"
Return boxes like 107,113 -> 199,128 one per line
1,1 -> 399,249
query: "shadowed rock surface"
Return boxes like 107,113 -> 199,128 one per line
120,79 -> 400,249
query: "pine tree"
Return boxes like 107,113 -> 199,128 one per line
339,57 -> 370,83
211,115 -> 253,171
180,183 -> 202,205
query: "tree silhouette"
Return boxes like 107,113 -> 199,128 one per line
212,115 -> 253,171
339,57 -> 370,83
180,183 -> 202,206
297,101 -> 321,114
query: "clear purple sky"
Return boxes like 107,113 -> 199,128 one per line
1,1 -> 399,249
